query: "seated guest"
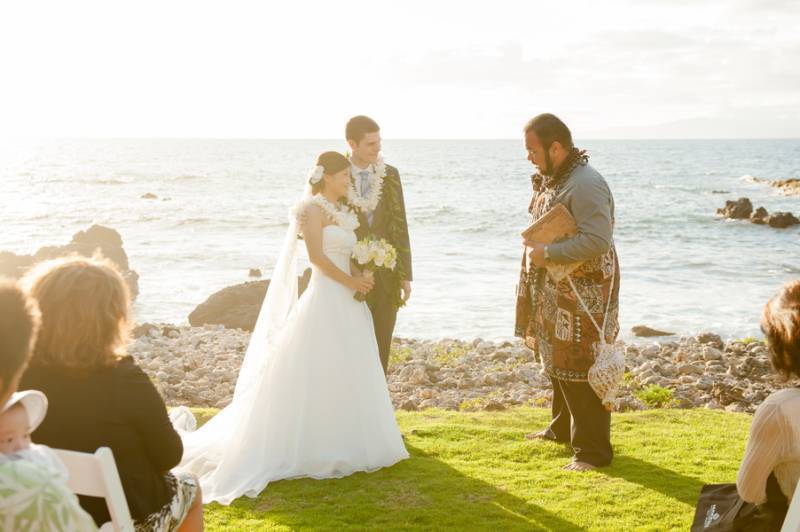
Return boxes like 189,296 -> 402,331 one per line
0,280 -> 97,531
737,279 -> 800,507
19,257 -> 204,531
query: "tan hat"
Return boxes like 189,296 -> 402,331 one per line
2,390 -> 48,433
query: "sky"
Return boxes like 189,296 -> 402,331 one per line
0,0 -> 798,139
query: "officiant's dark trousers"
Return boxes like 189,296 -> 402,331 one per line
545,376 -> 613,467
368,287 -> 397,374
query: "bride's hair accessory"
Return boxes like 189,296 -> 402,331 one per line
307,165 -> 324,184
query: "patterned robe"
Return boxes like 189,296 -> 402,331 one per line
515,155 -> 620,382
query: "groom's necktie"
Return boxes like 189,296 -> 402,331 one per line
358,170 -> 374,226
359,170 -> 371,197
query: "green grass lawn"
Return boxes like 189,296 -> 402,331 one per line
192,407 -> 750,531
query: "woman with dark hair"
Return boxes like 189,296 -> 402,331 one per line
737,280 -> 800,506
0,282 -> 39,407
18,257 -> 204,531
177,151 -> 408,505
0,280 -> 97,530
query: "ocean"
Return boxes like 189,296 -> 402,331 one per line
1,138 -> 798,341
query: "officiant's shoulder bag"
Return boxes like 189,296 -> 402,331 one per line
565,247 -> 625,411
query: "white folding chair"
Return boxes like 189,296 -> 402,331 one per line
782,480 -> 800,531
53,447 -> 135,532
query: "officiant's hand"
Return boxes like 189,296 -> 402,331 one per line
401,281 -> 412,303
526,241 -> 547,268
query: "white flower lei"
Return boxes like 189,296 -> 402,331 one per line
291,194 -> 360,233
347,155 -> 386,212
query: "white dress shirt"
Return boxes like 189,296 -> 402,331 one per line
351,161 -> 376,225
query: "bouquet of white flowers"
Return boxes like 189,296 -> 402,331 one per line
351,237 -> 398,301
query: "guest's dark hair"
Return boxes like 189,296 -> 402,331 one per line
0,280 -> 41,392
311,151 -> 350,195
524,113 -> 574,150
762,279 -> 800,379
345,115 -> 380,143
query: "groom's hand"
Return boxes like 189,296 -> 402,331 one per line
401,281 -> 412,303
525,241 -> 547,268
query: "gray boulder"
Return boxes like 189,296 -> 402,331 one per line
0,225 -> 139,299
696,332 -> 723,349
750,207 -> 769,225
189,268 -> 311,331
767,212 -> 800,229
632,325 -> 676,338
717,198 -> 753,220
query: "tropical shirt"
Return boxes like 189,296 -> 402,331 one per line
0,454 -> 97,531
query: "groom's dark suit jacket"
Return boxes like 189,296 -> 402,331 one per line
354,164 -> 413,290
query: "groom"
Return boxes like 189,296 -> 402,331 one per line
346,115 -> 413,373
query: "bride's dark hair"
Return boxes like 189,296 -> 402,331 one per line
311,151 -> 350,194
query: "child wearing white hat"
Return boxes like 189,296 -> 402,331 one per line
0,390 -> 67,479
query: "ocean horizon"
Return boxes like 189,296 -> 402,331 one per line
1,138 -> 798,341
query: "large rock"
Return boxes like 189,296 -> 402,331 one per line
696,332 -> 723,349
765,178 -> 800,197
773,178 -> 800,196
189,268 -> 312,331
717,198 -> 753,220
767,212 -> 800,229
0,225 -> 139,299
0,251 -> 35,279
748,177 -> 800,197
750,207 -> 769,225
632,325 -> 676,338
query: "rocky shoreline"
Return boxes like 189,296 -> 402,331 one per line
129,324 -> 788,415
717,197 -> 800,228
748,177 -> 800,197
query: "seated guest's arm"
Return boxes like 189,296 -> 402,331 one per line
546,175 -> 614,264
736,401 -> 786,504
122,361 -> 183,472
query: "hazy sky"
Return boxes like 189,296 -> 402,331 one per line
1,0 -> 798,138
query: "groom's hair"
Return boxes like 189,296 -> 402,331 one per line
346,115 -> 380,143
524,114 -> 574,150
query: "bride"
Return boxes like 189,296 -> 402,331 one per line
176,151 -> 409,505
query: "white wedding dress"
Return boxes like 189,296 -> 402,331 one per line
176,221 -> 409,505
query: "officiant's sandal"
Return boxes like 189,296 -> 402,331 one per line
563,461 -> 597,472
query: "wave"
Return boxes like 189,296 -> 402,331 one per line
176,218 -> 211,226
173,174 -> 208,182
740,174 -> 765,184
652,184 -> 704,193
94,178 -> 131,185
459,223 -> 500,234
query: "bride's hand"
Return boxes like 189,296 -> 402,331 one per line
349,274 -> 374,294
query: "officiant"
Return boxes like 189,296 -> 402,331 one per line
515,113 -> 620,471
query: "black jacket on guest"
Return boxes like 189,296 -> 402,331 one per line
20,356 -> 182,526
